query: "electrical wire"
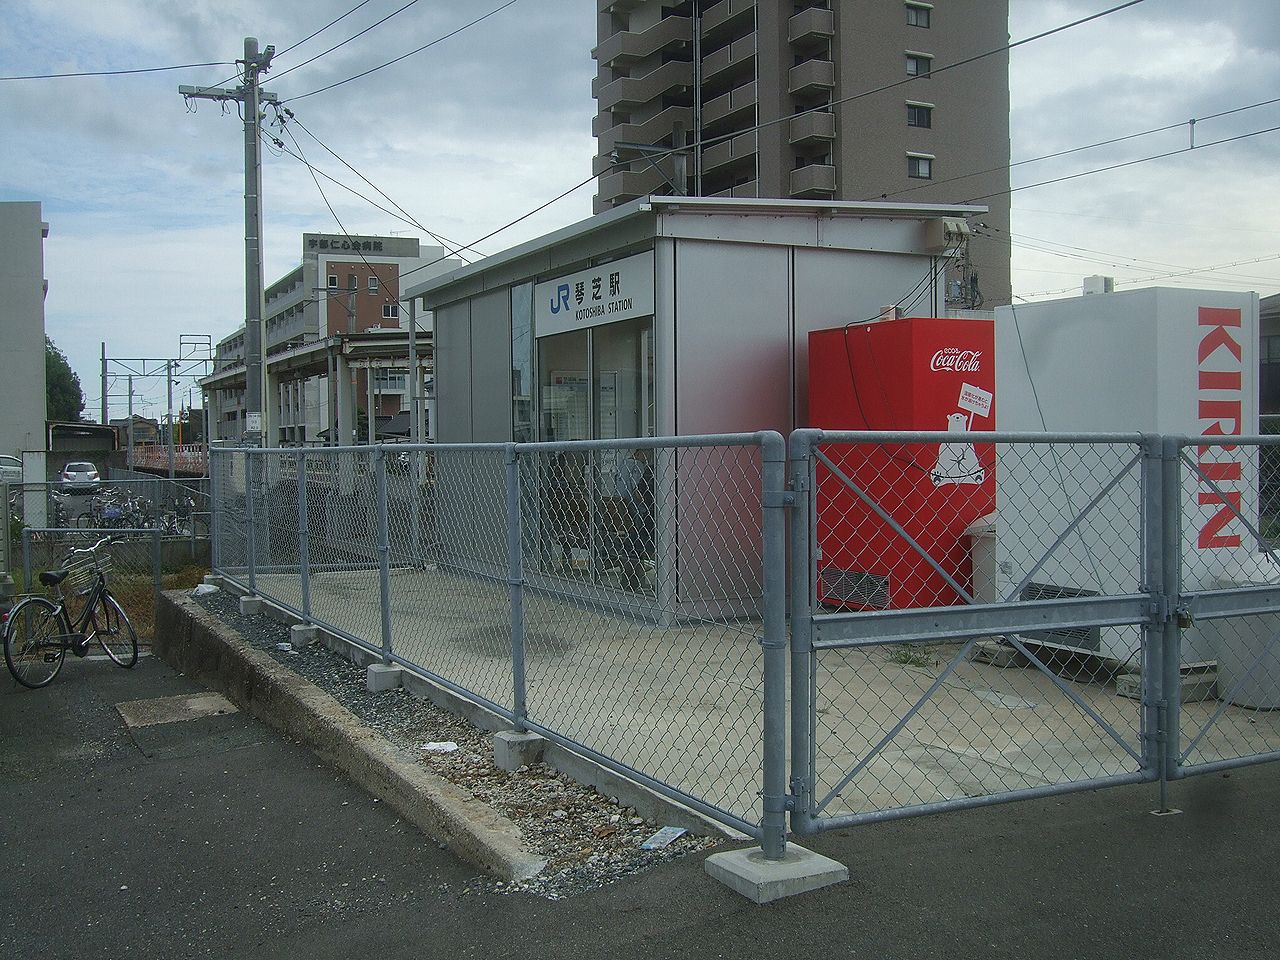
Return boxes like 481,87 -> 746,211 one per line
965,124 -> 1280,203
609,0 -> 1149,168
282,110 -> 477,262
277,0 -> 378,58
283,0 -> 523,103
269,0 -> 422,84
1,61 -> 232,81
872,95 -> 1280,201
1018,252 -> 1280,299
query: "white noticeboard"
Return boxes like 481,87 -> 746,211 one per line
958,382 -> 993,420
244,412 -> 262,433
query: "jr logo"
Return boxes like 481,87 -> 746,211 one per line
550,284 -> 571,315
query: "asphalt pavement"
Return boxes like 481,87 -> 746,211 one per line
2,654 -> 1277,959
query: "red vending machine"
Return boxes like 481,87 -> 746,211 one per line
807,316 -> 995,609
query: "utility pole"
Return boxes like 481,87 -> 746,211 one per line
100,342 -> 109,425
180,37 -> 277,447
126,376 -> 134,472
167,359 -> 176,479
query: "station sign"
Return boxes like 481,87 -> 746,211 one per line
534,251 -> 654,338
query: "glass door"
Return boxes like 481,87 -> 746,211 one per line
536,319 -> 655,593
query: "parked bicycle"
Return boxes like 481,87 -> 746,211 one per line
76,491 -> 151,530
3,536 -> 138,688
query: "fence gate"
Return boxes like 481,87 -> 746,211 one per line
787,429 -> 1164,832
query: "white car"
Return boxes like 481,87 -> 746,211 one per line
0,454 -> 21,486
60,461 -> 101,494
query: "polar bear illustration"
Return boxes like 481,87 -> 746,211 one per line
931,412 -> 984,486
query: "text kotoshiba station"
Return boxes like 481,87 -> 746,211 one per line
534,251 -> 655,337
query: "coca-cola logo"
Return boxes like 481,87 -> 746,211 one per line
930,348 -> 982,373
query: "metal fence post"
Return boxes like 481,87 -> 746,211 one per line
375,447 -> 393,665
1138,435 -> 1167,798
1161,435 -> 1185,794
505,443 -> 528,731
22,527 -> 32,594
297,450 -> 312,624
788,428 -> 820,837
760,431 -> 789,860
209,453 -> 221,573
246,451 -> 258,594
152,529 -> 163,611
410,449 -> 424,567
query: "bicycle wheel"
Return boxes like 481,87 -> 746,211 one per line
92,592 -> 138,668
75,512 -> 95,529
4,597 -> 65,688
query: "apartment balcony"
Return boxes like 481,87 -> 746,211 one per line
709,178 -> 759,199
789,163 -> 836,197
702,0 -> 756,40
789,110 -> 836,146
595,104 -> 692,152
699,130 -> 758,176
701,32 -> 755,86
597,0 -> 645,12
593,15 -> 691,67
596,59 -> 694,112
597,166 -> 669,207
702,79 -> 757,130
788,58 -> 835,96
788,7 -> 835,45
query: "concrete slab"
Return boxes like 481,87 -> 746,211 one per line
704,844 -> 848,903
238,595 -> 262,615
493,730 -> 544,771
115,691 -> 238,728
289,623 -> 318,650
366,663 -> 404,692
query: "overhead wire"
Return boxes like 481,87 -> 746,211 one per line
872,96 -> 1280,201
1018,252 -> 1280,299
0,61 -> 232,82
965,124 -> 1280,202
282,0 -> 523,103
269,0 -> 423,84
281,109 -> 478,262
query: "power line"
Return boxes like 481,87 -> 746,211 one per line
270,0 -> 422,84
872,96 -> 1280,201
964,123 -> 1280,202
277,0 -> 378,58
1017,253 -> 1280,299
281,109 -> 478,262
0,60 -> 231,82
283,0 -> 523,103
607,0 -> 1149,168
399,173 -> 598,284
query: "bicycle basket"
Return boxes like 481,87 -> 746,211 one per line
65,548 -> 111,591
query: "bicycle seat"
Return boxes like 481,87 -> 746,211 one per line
40,569 -> 70,587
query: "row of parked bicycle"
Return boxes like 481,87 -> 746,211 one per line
10,488 -> 199,536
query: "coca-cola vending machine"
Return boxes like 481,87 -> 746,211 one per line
808,316 -> 995,609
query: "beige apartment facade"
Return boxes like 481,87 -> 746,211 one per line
593,0 -> 1011,307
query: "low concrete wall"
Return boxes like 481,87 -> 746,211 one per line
154,590 -> 546,880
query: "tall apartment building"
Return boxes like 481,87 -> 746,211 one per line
0,202 -> 49,456
593,0 -> 1012,306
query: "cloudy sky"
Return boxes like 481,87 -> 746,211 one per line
1,0 -> 1278,423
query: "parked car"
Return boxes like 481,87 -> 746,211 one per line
60,461 -> 101,493
0,454 -> 21,485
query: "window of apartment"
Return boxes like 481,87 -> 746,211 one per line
906,3 -> 932,28
906,53 -> 932,77
907,153 -> 934,179
327,274 -> 338,288
368,275 -> 379,294
907,102 -> 933,128
382,303 -> 400,319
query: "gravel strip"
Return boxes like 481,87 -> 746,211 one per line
192,589 -> 715,899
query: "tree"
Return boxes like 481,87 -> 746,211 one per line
46,336 -> 86,423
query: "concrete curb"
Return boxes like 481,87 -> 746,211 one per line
154,591 -> 547,882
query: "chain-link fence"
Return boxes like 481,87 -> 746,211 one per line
212,435 -> 788,844
207,430 -> 1280,857
14,528 -> 205,643
6,477 -> 210,545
